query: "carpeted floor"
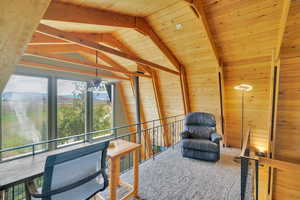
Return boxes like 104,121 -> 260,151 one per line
100,145 -> 253,200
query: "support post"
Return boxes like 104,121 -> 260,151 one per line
48,76 -> 57,150
134,76 -> 142,145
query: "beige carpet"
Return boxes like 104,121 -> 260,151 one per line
100,145 -> 253,200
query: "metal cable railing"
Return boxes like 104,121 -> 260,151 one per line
0,114 -> 185,200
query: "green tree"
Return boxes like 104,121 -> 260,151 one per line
93,104 -> 112,132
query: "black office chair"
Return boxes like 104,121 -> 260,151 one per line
26,141 -> 109,200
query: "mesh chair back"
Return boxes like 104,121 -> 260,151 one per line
42,141 -> 109,200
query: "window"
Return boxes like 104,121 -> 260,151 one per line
57,79 -> 86,144
0,75 -> 115,157
1,75 -> 48,158
93,85 -> 112,134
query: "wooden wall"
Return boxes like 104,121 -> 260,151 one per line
272,56 -> 300,200
0,0 -> 51,91
148,1 -> 222,132
223,62 -> 271,150
271,1 -> 300,199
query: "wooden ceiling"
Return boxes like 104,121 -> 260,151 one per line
31,0 -> 284,75
55,0 -> 181,16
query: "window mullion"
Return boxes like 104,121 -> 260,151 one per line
48,76 -> 57,150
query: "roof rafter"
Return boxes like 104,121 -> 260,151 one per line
36,24 -> 179,75
24,50 -> 151,78
43,1 -> 137,28
19,61 -> 130,81
274,0 -> 291,61
185,0 -> 222,66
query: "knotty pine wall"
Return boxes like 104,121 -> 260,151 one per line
271,1 -> 300,199
223,62 -> 271,151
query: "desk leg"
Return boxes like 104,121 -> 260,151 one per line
0,190 -> 5,200
133,149 -> 139,197
109,156 -> 120,200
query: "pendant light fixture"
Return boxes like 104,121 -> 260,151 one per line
87,51 -> 104,92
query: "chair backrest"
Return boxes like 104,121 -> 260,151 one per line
184,112 -> 216,139
42,141 -> 109,200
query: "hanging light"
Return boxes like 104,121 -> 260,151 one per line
87,51 -> 105,92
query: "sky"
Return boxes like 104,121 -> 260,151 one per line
3,75 -> 48,94
3,75 -> 108,96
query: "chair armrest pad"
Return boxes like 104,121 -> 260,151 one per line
211,132 -> 222,143
180,131 -> 191,139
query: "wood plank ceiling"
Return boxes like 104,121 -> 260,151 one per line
7,0 -> 298,198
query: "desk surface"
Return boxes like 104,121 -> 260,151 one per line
0,139 -> 141,190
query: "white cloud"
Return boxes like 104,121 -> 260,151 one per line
3,75 -> 48,94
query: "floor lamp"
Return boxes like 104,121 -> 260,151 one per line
233,84 -> 253,162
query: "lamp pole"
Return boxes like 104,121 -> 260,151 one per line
233,84 -> 253,162
241,89 -> 245,150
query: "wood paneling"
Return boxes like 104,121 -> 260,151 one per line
56,0 -> 180,17
147,1 -> 221,131
0,0 -> 51,91
272,1 -> 300,199
203,0 -> 281,64
224,62 -> 271,150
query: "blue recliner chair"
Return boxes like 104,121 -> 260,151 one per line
180,112 -> 222,162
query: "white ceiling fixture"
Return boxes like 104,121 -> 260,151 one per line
175,24 -> 183,30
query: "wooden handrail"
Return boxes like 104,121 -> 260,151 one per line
259,157 -> 300,172
240,128 -> 251,157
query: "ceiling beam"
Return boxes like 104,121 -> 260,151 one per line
151,70 -> 171,146
274,0 -> 291,61
36,24 -> 179,75
19,61 -> 130,80
187,0 -> 221,66
24,50 -> 151,78
29,32 -> 70,45
43,1 -> 137,28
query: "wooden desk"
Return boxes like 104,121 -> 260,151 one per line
0,139 -> 141,200
106,139 -> 141,200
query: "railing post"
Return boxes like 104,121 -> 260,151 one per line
255,159 -> 259,200
241,157 -> 249,200
152,120 -> 155,160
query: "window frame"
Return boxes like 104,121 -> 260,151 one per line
0,72 -> 115,160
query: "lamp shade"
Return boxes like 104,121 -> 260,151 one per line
234,84 -> 253,92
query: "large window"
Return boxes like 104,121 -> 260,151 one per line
57,79 -> 86,144
93,87 -> 112,133
0,75 -> 114,158
1,75 -> 48,158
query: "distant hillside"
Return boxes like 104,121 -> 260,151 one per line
2,92 -> 110,101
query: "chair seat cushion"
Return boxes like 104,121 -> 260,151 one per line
182,138 -> 218,153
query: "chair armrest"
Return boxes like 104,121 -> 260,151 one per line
211,132 -> 222,143
180,131 -> 191,139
